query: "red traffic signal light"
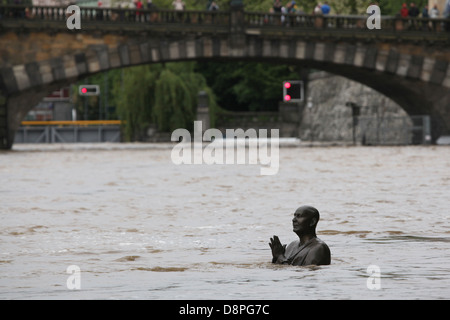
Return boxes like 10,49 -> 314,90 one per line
79,85 -> 100,96
283,81 -> 303,102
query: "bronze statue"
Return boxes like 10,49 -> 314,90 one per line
270,206 -> 331,266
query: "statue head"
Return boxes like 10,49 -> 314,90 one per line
292,205 -> 320,236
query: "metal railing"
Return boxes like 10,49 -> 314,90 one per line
15,120 -> 121,143
21,120 -> 122,126
0,5 -> 230,26
0,4 -> 448,36
245,11 -> 450,34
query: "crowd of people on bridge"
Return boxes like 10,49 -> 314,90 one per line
271,1 -> 333,16
270,1 -> 450,30
400,2 -> 442,18
397,2 -> 450,31
1,0 -> 448,17
122,0 -> 450,20
270,1 -> 448,18
1,0 -> 449,31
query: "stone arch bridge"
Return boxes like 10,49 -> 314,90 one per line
0,4 -> 449,149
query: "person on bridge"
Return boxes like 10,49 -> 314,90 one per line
269,206 -> 331,266
172,0 -> 186,11
273,0 -> 283,13
321,2 -> 330,15
400,3 -> 409,17
286,1 -> 298,14
147,0 -> 155,9
133,0 -> 143,21
208,1 -> 219,11
172,0 -> 185,22
135,0 -> 144,10
409,2 -> 420,17
96,1 -> 104,21
421,4 -> 430,30
430,4 -> 440,18
422,4 -> 429,18
313,3 -> 322,15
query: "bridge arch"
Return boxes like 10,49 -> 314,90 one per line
1,5 -> 449,148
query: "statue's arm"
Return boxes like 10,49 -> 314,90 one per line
272,254 -> 289,264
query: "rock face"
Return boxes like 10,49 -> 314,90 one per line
300,72 -> 419,145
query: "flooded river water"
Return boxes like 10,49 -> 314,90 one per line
1,144 -> 449,299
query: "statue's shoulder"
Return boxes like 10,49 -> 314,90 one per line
313,237 -> 330,250
310,237 -> 331,264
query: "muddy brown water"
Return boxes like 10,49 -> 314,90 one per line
1,144 -> 449,299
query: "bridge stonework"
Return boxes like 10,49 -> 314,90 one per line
0,6 -> 449,149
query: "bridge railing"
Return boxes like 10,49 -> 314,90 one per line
0,4 -> 448,34
0,5 -> 230,26
244,11 -> 450,33
245,12 -> 450,32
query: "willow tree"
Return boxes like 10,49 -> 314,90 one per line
152,62 -> 213,132
153,68 -> 194,132
112,62 -> 217,140
114,64 -> 162,141
170,62 -> 219,128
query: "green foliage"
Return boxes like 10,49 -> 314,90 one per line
75,62 -> 218,142
232,63 -> 301,111
196,62 -> 303,112
109,62 -> 215,141
114,65 -> 161,141
153,67 -> 194,132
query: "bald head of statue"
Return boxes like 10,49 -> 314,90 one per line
292,205 -> 320,236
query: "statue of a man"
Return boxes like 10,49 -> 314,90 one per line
270,206 -> 331,266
